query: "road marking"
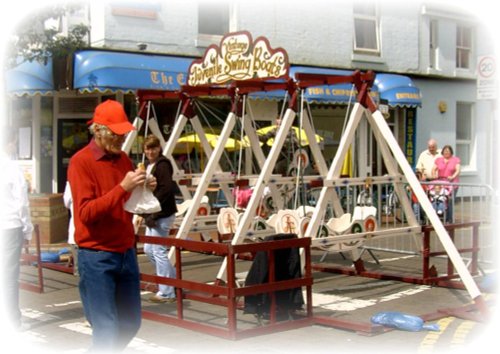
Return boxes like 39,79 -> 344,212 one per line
307,285 -> 431,312
59,321 -> 92,335
22,308 -> 60,322
418,317 -> 455,353
450,320 -> 476,346
45,300 -> 82,308
378,255 -> 417,263
60,321 -> 177,353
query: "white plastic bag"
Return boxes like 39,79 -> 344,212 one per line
124,185 -> 161,214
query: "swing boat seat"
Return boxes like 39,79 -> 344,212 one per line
326,213 -> 353,235
325,206 -> 378,236
216,207 -> 273,240
296,206 -> 315,218
176,195 -> 211,217
352,205 -> 377,220
266,209 -> 301,234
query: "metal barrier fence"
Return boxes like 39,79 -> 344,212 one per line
307,180 -> 495,264
366,181 -> 494,264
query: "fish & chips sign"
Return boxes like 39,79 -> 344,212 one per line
188,31 -> 289,86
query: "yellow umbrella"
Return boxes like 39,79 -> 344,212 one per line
174,132 -> 250,154
256,125 -> 323,146
340,146 -> 353,177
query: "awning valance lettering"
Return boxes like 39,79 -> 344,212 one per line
5,49 -> 422,108
73,50 -> 193,93
250,66 -> 379,104
374,73 -> 422,107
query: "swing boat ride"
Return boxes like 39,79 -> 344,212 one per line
128,31 -> 487,318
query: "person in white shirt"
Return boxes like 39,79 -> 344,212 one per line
63,181 -> 78,275
415,138 -> 441,181
0,129 -> 34,331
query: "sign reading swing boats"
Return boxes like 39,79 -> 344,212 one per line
188,31 -> 289,86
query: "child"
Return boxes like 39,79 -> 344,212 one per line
428,183 -> 450,218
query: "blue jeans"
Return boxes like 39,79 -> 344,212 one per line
144,214 -> 176,298
78,247 -> 141,352
0,227 -> 24,329
412,203 -> 422,225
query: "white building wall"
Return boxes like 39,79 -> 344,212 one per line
92,1 -> 423,70
414,78 -> 493,185
84,0 -> 495,187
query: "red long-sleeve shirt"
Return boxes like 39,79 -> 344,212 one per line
67,139 -> 134,252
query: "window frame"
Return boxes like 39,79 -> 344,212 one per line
455,101 -> 475,171
429,19 -> 439,70
196,1 -> 234,47
353,2 -> 381,55
456,25 -> 472,70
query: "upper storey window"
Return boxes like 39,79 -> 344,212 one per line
198,2 -> 229,37
353,2 -> 380,55
456,25 -> 472,69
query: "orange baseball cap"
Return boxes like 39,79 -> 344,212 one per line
87,100 -> 135,135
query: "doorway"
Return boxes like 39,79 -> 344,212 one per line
57,119 -> 91,193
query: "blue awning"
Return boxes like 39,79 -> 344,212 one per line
374,73 -> 422,107
73,50 -> 193,93
293,66 -> 381,104
4,59 -> 54,96
250,66 -> 379,104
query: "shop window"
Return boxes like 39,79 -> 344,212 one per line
9,97 -> 33,160
353,1 -> 380,55
456,25 -> 472,69
456,102 -> 474,168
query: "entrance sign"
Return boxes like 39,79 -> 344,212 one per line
188,31 -> 289,86
477,55 -> 497,100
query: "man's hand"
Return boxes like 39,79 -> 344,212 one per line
120,169 -> 147,192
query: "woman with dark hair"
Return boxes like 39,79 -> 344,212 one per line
140,134 -> 177,303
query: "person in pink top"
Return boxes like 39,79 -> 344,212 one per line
432,145 -> 460,222
432,145 -> 461,186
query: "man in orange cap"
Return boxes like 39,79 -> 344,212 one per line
68,99 -> 154,352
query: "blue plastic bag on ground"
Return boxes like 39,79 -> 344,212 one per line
481,273 -> 497,293
371,311 -> 440,332
58,247 -> 70,255
40,252 -> 60,263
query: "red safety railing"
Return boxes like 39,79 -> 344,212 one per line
421,221 -> 481,288
136,235 -> 313,340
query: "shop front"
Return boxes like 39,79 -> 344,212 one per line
5,49 -> 195,193
5,50 -> 421,193
249,66 -> 422,177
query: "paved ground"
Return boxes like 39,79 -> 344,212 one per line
6,248 -> 498,354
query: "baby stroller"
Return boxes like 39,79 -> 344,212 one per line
427,181 -> 453,219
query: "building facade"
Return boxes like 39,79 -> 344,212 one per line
4,0 -> 497,194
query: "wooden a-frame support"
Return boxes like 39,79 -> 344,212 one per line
137,71 -> 487,317
141,82 -> 295,262
299,71 -> 486,316
220,71 -> 485,316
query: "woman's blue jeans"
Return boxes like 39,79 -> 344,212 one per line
144,214 -> 176,298
78,247 -> 141,352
